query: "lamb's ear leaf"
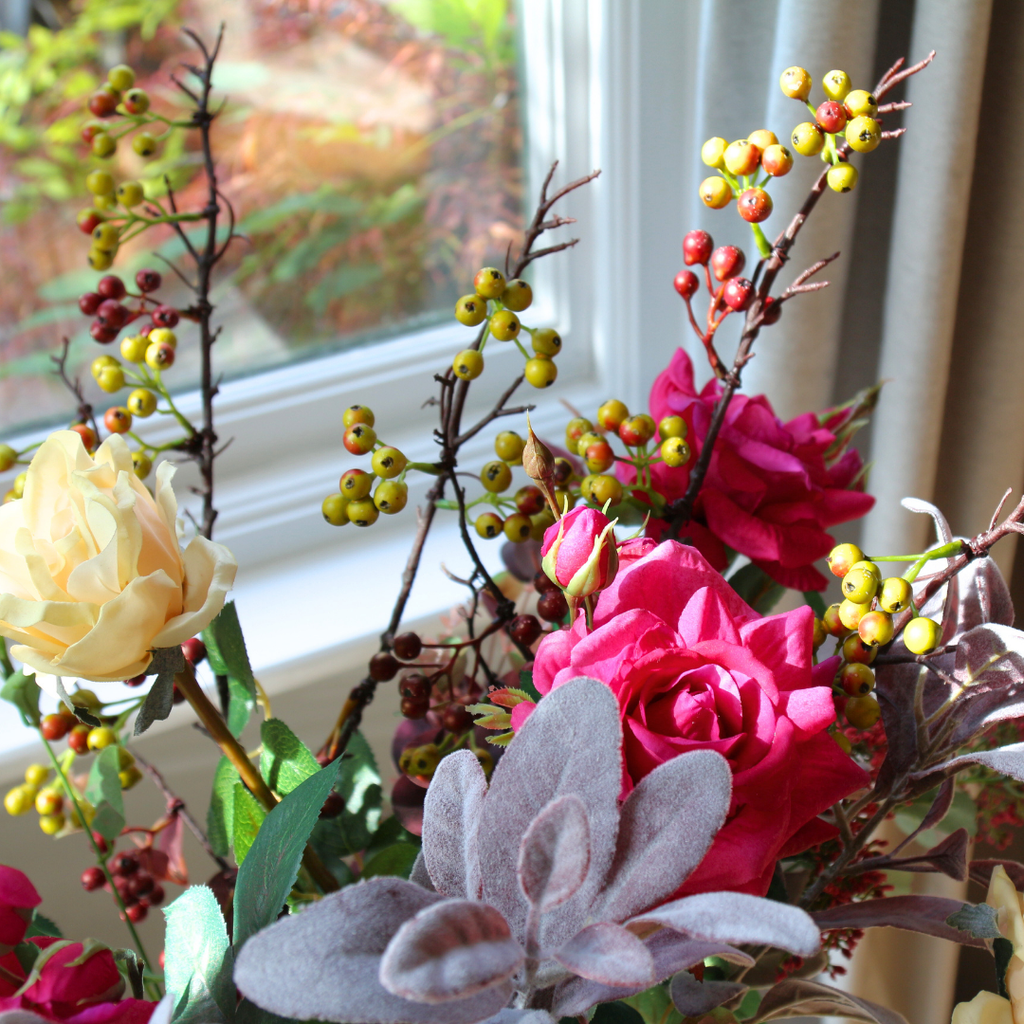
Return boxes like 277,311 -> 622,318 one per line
750,977 -> 909,1024
518,794 -> 590,914
234,877 -> 510,1023
379,900 -> 524,1004
669,971 -> 747,1016
422,750 -> 487,899
595,749 -> 732,923
552,922 -> 655,988
627,891 -> 820,957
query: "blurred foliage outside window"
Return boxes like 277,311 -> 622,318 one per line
0,0 -> 523,430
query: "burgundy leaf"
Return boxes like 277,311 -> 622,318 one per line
627,892 -> 820,957
477,678 -> 622,952
518,794 -> 590,913
858,828 -> 969,881
158,801 -> 188,885
911,743 -> 1024,792
971,860 -> 1024,890
952,557 -> 1014,633
872,661 -> 929,798
593,749 -> 732,924
812,895 -> 989,947
898,777 -> 955,850
552,922 -> 655,988
955,624 -> 1024,688
423,750 -> 487,899
234,877 -> 511,1023
380,900 -> 524,1004
751,977 -> 909,1024
669,972 -> 747,1016
481,1012 -> 555,1023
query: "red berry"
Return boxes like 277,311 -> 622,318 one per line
97,276 -> 126,300
90,321 -> 117,344
392,633 -> 422,660
514,485 -> 545,516
533,569 -> 559,595
104,407 -> 132,434
92,832 -> 109,853
96,299 -> 128,328
68,725 -> 90,754
135,270 -> 162,293
113,877 -> 135,903
710,246 -> 745,282
673,270 -> 699,300
343,423 -> 376,456
761,296 -> 782,324
510,614 -> 542,647
69,424 -> 97,452
147,885 -> 165,907
79,292 -> 102,315
77,211 -> 103,236
151,305 -> 179,328
40,713 -> 74,741
112,852 -> 138,876
441,703 -> 471,733
88,90 -> 119,118
399,673 -> 430,701
682,229 -> 713,266
80,122 -> 105,144
129,873 -> 154,898
181,638 -> 207,665
319,791 -> 345,819
369,652 -> 399,681
815,100 -> 848,134
737,188 -> 773,224
125,903 -> 147,923
124,674 -> 147,688
537,590 -> 569,622
172,684 -> 186,705
400,696 -> 429,719
722,277 -> 755,311
81,866 -> 105,892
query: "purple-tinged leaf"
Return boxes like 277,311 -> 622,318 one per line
970,859 -> 1024,891
953,557 -> 1014,632
551,933 -> 752,1018
477,678 -> 622,952
552,922 -> 655,988
518,794 -> 590,913
911,742 -> 1024,792
380,900 -> 523,1004
234,877 -> 511,1023
481,1012 -> 555,1024
422,750 -> 487,899
811,895 -> 989,948
669,972 -> 747,1016
593,750 -> 732,924
872,662 -> 928,798
751,978 -> 909,1024
410,851 -> 436,892
856,828 -> 969,881
895,777 -> 955,851
627,892 -> 820,957
955,624 -> 1024,688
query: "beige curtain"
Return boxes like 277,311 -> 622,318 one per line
681,0 -> 1021,1020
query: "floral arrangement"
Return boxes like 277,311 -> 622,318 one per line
2,27 -> 1024,1024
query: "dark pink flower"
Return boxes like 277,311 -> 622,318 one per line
630,347 -> 874,590
541,506 -> 618,599
532,538 -> 869,897
0,864 -> 41,952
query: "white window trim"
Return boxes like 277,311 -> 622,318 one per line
0,0 -> 698,766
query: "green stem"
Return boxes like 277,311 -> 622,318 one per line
750,222 -> 771,258
151,370 -> 197,436
0,639 -> 13,679
901,540 -> 964,584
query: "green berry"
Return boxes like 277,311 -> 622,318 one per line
322,493 -> 350,526
503,512 -> 532,542
489,309 -> 521,342
475,512 -> 504,539
480,460 -> 512,493
878,577 -> 913,614
827,543 -> 865,578
122,88 -> 150,114
91,133 -> 116,158
659,415 -> 687,439
840,662 -> 875,697
791,122 -> 825,157
371,446 -> 407,480
127,389 -> 157,417
904,616 -> 942,655
455,295 -> 488,327
531,327 -> 561,356
347,498 -> 379,527
845,694 -> 881,729
107,64 -> 135,91
846,115 -> 881,153
132,133 -> 157,158
119,766 -> 142,790
374,480 -> 408,514
564,418 -> 593,455
502,279 -> 533,311
524,356 -> 557,388
494,430 -> 525,463
779,66 -> 812,101
473,267 -> 506,300
0,444 -> 16,473
660,436 -> 691,467
699,175 -> 733,209
340,468 -> 372,499
453,349 -> 484,380
827,164 -> 858,193
822,69 -> 852,102
117,181 -> 144,207
131,451 -> 152,479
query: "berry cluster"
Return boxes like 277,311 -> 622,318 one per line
699,128 -> 791,230
322,405 -> 410,528
452,268 -> 561,389
81,847 -> 165,924
815,542 -> 942,729
781,66 -> 882,193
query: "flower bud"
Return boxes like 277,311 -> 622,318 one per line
541,506 -> 619,600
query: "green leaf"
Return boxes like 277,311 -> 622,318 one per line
947,902 -> 1002,940
1,668 -> 39,726
206,757 -> 239,859
728,562 -> 786,614
202,603 -> 255,737
233,761 -> 340,950
360,842 -> 420,880
803,590 -> 827,617
517,668 -> 542,703
163,886 -> 234,1024
134,646 -> 184,736
260,719 -> 319,795
24,910 -> 61,939
996,936 -> 1013,999
622,984 -> 683,1024
232,783 -> 267,866
84,745 -> 124,841
591,1003 -> 645,1024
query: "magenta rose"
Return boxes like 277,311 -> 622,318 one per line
0,864 -> 41,952
541,506 -> 619,598
632,347 -> 873,590
532,538 -> 869,897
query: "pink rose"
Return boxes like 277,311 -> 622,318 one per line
533,539 -> 869,896
541,506 -> 619,599
634,348 -> 873,591
0,864 -> 41,952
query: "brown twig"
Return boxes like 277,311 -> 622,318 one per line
51,338 -> 101,440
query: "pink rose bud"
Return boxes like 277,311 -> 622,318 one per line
541,506 -> 619,599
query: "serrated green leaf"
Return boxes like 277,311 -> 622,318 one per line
206,757 -> 239,859
232,782 -> 267,866
1,668 -> 39,726
517,670 -> 542,703
260,719 -> 319,795
359,842 -> 419,881
25,910 -> 61,939
233,761 -> 340,950
84,745 -> 124,841
163,886 -> 233,1024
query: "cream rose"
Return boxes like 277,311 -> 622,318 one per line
0,430 -> 236,682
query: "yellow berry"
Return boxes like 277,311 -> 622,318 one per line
145,342 -> 175,370
524,356 -> 557,388
878,577 -> 913,615
531,328 -> 562,357
347,498 -> 379,527
4,785 -> 35,816
127,389 -> 157,418
723,139 -> 761,176
322,493 -> 350,526
844,90 -> 878,119
827,164 -> 858,193
904,616 -> 942,655
779,66 -> 812,101
699,175 -> 733,209
838,599 -> 872,632
88,248 -> 115,271
489,310 -> 521,342
96,365 -> 124,393
597,400 -> 629,432
503,512 -> 532,543
342,405 -> 374,428
845,694 -> 881,730
116,181 -> 144,207
846,115 -> 881,153
131,452 -> 152,480
841,561 -> 881,603
453,349 -> 484,380
700,136 -> 727,169
822,602 -> 845,637
371,446 -> 407,480
455,294 -> 488,327
761,144 -> 794,177
120,335 -> 149,363
843,633 -> 877,665
480,460 -> 512,493
0,445 -> 16,473
373,480 -> 408,514
747,129 -> 778,152
474,267 -> 506,300
502,279 -> 533,312
858,610 -> 894,647
148,327 -> 177,349
132,133 -> 157,158
92,133 -> 116,158
12,472 -> 26,499
587,474 -> 622,507
92,223 -> 119,249
475,512 -> 504,539
828,543 -> 865,578
530,509 -> 554,542
660,436 -> 691,467
87,726 -> 118,751
822,69 -> 852,102
119,766 -> 143,790
494,431 -> 525,463
34,788 -> 63,816
107,64 -> 135,91
38,813 -> 65,836
658,415 -> 687,439
791,122 -> 825,157
340,469 -> 372,500
91,355 -> 119,379
840,663 -> 876,697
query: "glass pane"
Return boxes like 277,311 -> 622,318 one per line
0,0 -> 524,432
